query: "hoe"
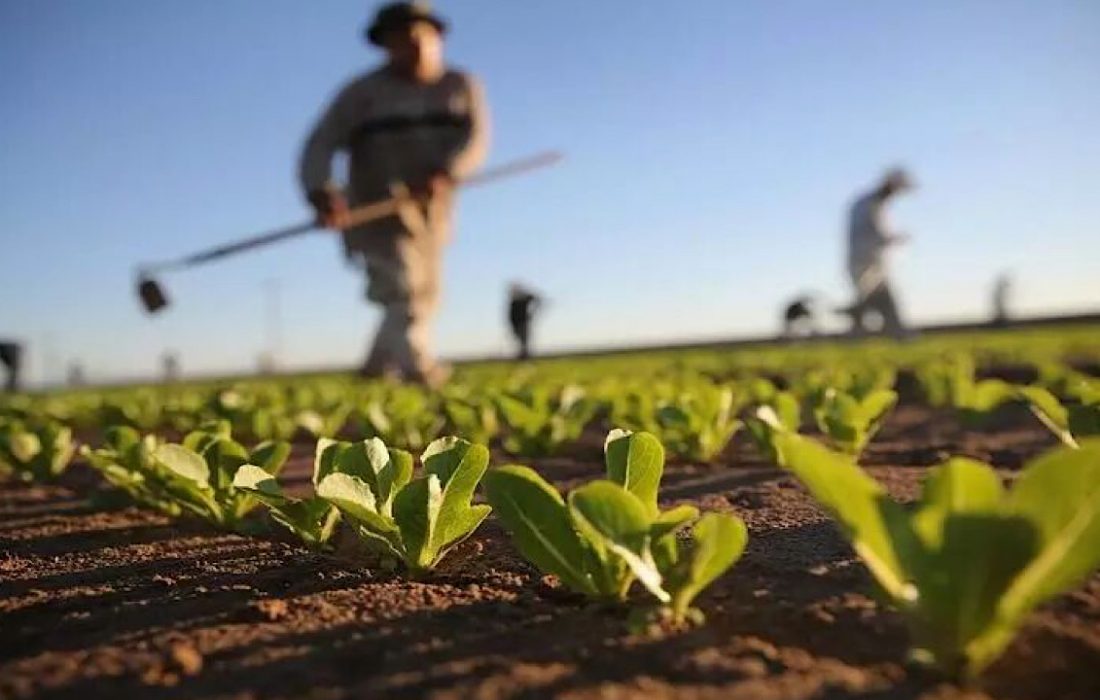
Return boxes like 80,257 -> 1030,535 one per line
135,151 -> 562,314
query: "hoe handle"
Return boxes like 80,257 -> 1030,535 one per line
145,151 -> 563,273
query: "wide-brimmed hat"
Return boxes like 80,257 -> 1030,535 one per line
365,2 -> 447,46
882,167 -> 915,191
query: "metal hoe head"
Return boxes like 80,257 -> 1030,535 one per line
137,273 -> 169,314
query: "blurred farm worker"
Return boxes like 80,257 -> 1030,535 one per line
840,168 -> 914,339
992,273 -> 1013,327
0,340 -> 22,392
507,283 -> 543,360
300,2 -> 489,387
781,294 -> 818,338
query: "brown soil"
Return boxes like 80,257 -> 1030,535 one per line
2,404 -> 1098,700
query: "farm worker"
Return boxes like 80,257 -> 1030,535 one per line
507,283 -> 543,360
300,2 -> 489,386
841,168 -> 914,339
0,340 -> 22,392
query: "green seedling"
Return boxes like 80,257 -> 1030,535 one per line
0,420 -> 75,482
745,392 -> 801,462
769,429 -> 1100,679
82,422 -> 289,530
485,429 -> 746,622
442,395 -> 499,446
812,388 -> 897,456
654,383 -> 743,462
1016,385 -> 1100,449
316,436 -> 491,575
232,454 -> 341,550
354,386 -> 445,452
496,385 -> 597,457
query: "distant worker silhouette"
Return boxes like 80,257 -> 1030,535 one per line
839,168 -> 914,339
992,273 -> 1013,326
0,340 -> 22,392
782,294 -> 818,338
300,2 -> 489,387
507,284 -> 542,360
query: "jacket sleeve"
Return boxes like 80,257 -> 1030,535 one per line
299,82 -> 361,196
446,74 -> 490,181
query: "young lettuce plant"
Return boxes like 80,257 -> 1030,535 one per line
768,429 -> 1100,679
496,385 -> 597,457
745,392 -> 801,462
1016,385 -> 1100,449
231,440 -> 346,549
441,394 -> 499,446
82,422 -> 290,530
812,387 -> 896,456
654,383 -> 743,462
353,386 -> 445,452
316,436 -> 491,576
484,429 -> 746,622
0,420 -> 75,482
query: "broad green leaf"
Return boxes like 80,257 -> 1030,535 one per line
483,465 -> 596,595
650,504 -> 701,574
154,443 -> 209,485
423,438 -> 490,552
772,432 -> 917,602
10,432 -> 41,463
232,464 -> 286,501
569,481 -> 665,601
667,512 -> 748,617
312,437 -> 344,485
999,440 -> 1100,621
605,430 -> 664,517
392,475 -> 443,571
250,441 -> 291,476
1017,386 -> 1076,448
773,392 -> 801,431
317,472 -> 396,536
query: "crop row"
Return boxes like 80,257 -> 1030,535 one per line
2,407 -> 1099,681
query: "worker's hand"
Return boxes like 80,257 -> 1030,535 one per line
412,171 -> 454,198
307,189 -> 352,230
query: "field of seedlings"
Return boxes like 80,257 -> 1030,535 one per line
2,325 -> 1099,700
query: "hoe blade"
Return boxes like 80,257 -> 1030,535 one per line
138,276 -> 169,314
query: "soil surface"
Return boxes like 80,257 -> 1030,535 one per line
2,403 -> 1099,700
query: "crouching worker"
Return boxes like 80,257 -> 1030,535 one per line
300,2 -> 489,387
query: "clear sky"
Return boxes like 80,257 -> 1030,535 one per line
2,0 -> 1098,385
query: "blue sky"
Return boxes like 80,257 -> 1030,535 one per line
2,0 -> 1098,384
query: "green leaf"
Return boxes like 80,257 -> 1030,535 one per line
569,480 -> 666,602
312,437 -> 344,486
666,512 -> 748,618
232,464 -> 285,501
317,472 -> 397,538
250,441 -> 291,476
9,431 -> 41,463
604,430 -> 665,518
773,392 -> 801,431
392,475 -> 443,571
1017,386 -> 1077,448
999,440 -> 1100,621
423,438 -> 491,554
907,460 -> 1036,675
153,443 -> 210,485
772,431 -> 917,603
483,465 -> 596,595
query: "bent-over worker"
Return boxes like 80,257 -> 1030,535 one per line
841,168 -> 914,339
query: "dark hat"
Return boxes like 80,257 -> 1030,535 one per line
365,2 -> 447,46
